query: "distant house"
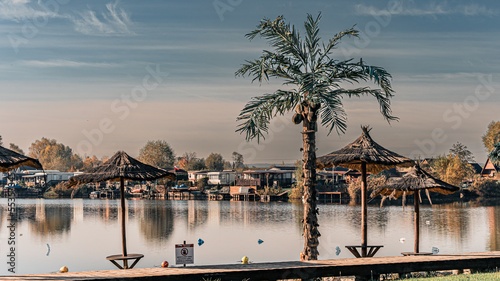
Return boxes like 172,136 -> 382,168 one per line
207,170 -> 241,186
318,167 -> 349,183
8,168 -> 78,187
481,157 -> 500,178
270,165 -> 296,171
236,170 -> 294,189
421,158 -> 434,165
168,167 -> 188,181
188,171 -> 209,183
469,163 -> 483,175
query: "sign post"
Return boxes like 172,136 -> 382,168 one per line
175,241 -> 194,267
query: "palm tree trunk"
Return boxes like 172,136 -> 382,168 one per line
302,104 -> 320,260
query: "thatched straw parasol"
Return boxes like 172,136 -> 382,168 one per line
0,146 -> 43,172
370,165 -> 459,254
317,126 -> 413,257
66,151 -> 176,269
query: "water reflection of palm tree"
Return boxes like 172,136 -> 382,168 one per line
83,201 -> 119,221
488,206 -> 500,251
139,202 -> 174,244
188,200 -> 208,229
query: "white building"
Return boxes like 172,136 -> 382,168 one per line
188,171 -> 209,183
22,170 -> 77,187
207,170 -> 241,186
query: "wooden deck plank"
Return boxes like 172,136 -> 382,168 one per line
2,252 -> 500,281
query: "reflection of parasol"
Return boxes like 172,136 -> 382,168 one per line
0,146 -> 43,172
317,126 -> 413,257
66,151 -> 175,269
371,165 -> 459,254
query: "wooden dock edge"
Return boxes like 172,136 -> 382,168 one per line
2,251 -> 500,281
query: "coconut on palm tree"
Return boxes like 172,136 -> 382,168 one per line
235,14 -> 398,260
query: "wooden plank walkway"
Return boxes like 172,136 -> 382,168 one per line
2,251 -> 500,281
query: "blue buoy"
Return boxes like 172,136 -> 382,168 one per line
258,239 -> 264,244
198,238 -> 204,246
335,246 -> 341,256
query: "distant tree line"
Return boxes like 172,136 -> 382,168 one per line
2,119 -> 496,174
0,136 -> 244,172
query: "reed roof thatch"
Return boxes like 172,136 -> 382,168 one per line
0,146 -> 43,172
370,165 -> 459,199
317,126 -> 414,173
66,151 -> 176,188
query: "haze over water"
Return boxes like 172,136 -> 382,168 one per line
0,198 -> 497,275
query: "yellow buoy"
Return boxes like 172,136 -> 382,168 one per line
241,256 -> 249,264
59,266 -> 68,273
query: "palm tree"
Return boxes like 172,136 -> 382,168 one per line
236,13 -> 398,260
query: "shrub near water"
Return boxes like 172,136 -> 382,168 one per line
347,176 -> 387,203
469,177 -> 500,197
44,182 -> 73,198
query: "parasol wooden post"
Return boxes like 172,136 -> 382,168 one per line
414,191 -> 420,254
120,178 -> 128,268
361,162 -> 367,257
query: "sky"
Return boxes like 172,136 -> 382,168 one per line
0,0 -> 499,165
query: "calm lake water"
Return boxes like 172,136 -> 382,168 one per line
0,198 -> 498,275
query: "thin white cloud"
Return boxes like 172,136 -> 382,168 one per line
0,0 -> 62,22
71,1 -> 133,35
355,1 -> 497,17
19,59 -> 117,68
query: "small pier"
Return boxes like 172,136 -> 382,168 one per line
231,193 -> 259,201
318,191 -> 342,203
4,251 -> 500,281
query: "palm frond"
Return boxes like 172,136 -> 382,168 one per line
331,87 -> 398,122
359,63 -> 394,96
317,26 -> 358,65
235,51 -> 301,84
304,13 -> 321,66
317,93 -> 347,135
245,16 -> 307,65
236,90 -> 300,141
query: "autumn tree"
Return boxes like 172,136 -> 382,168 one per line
177,152 -> 198,170
9,143 -> 24,155
205,153 -> 225,171
139,140 -> 175,169
82,156 -> 103,170
186,158 -> 206,171
432,143 -> 475,185
232,152 -> 244,169
482,121 -> 500,152
450,142 -> 474,162
28,138 -> 83,171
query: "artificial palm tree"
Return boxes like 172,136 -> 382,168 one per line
236,13 -> 398,260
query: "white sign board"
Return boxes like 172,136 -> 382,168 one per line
175,244 -> 194,265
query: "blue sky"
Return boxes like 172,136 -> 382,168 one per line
0,0 -> 499,164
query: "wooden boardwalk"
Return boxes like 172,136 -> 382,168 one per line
3,251 -> 500,281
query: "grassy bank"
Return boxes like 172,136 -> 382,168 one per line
403,272 -> 500,281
